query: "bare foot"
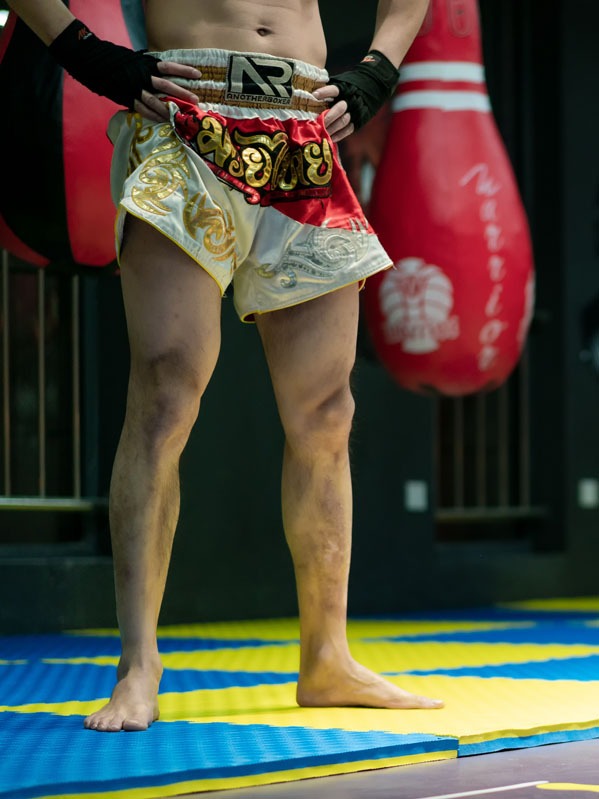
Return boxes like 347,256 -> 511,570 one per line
297,654 -> 444,710
84,662 -> 162,732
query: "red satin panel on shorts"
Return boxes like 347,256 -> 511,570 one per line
171,100 -> 372,232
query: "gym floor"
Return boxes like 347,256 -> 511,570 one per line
191,740 -> 599,799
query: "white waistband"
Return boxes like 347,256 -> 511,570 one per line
149,48 -> 329,83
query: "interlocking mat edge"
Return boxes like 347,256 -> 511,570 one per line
3,596 -> 599,799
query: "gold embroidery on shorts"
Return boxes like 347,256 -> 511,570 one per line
183,193 -> 236,265
304,139 -> 333,186
195,116 -> 245,179
127,115 -> 172,176
131,132 -> 191,216
192,116 -> 333,194
127,121 -> 237,261
235,129 -> 288,189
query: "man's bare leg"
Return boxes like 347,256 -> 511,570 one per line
84,219 -> 222,731
256,285 -> 443,710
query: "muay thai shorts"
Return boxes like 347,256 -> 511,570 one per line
108,48 -> 392,321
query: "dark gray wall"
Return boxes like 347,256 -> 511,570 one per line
559,0 -> 599,565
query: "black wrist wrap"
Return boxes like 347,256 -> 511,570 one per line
328,50 -> 399,130
48,19 -> 161,109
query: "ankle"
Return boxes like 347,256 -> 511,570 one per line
117,651 -> 163,680
300,637 -> 351,673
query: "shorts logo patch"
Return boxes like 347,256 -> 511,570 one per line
226,54 -> 294,106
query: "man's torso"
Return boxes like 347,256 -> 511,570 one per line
145,0 -> 327,67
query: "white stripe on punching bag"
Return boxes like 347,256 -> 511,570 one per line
398,61 -> 485,84
392,90 -> 491,113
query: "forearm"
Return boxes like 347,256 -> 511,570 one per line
5,0 -> 74,45
370,0 -> 430,67
5,0 -> 201,120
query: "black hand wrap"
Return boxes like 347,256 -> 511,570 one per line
328,50 -> 399,131
48,19 -> 161,109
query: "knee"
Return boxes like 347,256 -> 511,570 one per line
284,384 -> 355,456
128,349 -> 204,454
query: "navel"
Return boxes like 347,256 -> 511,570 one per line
256,26 -> 273,37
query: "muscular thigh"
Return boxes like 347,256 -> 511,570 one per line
256,284 -> 360,419
120,217 -> 222,389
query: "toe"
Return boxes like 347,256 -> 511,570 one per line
123,718 -> 150,732
417,696 -> 444,709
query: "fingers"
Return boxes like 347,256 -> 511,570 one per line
133,105 -> 165,123
313,84 -> 340,102
157,61 -> 202,80
134,60 -> 203,122
150,75 -> 199,104
136,64 -> 201,123
134,91 -> 170,123
317,87 -> 356,142
324,98 -> 348,127
329,122 -> 355,143
324,99 -> 355,143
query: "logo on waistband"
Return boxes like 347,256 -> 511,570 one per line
225,54 -> 294,106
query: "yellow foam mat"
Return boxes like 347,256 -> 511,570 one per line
3,598 -> 599,798
74,618 -> 534,640
39,638 -> 599,673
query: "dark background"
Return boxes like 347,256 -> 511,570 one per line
0,0 -> 598,632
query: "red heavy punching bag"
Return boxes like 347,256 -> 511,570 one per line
364,0 -> 535,396
0,1 -> 146,268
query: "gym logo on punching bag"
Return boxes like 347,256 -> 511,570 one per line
379,258 -> 460,353
226,54 -> 294,106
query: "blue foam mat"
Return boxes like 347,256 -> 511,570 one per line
372,623 -> 599,646
0,634 -> 292,659
374,608 -> 599,622
0,662 -> 298,705
387,654 -> 599,681
0,711 -> 455,799
460,725 -> 599,756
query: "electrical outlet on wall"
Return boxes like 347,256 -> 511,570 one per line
405,481 -> 428,512
578,479 -> 599,509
